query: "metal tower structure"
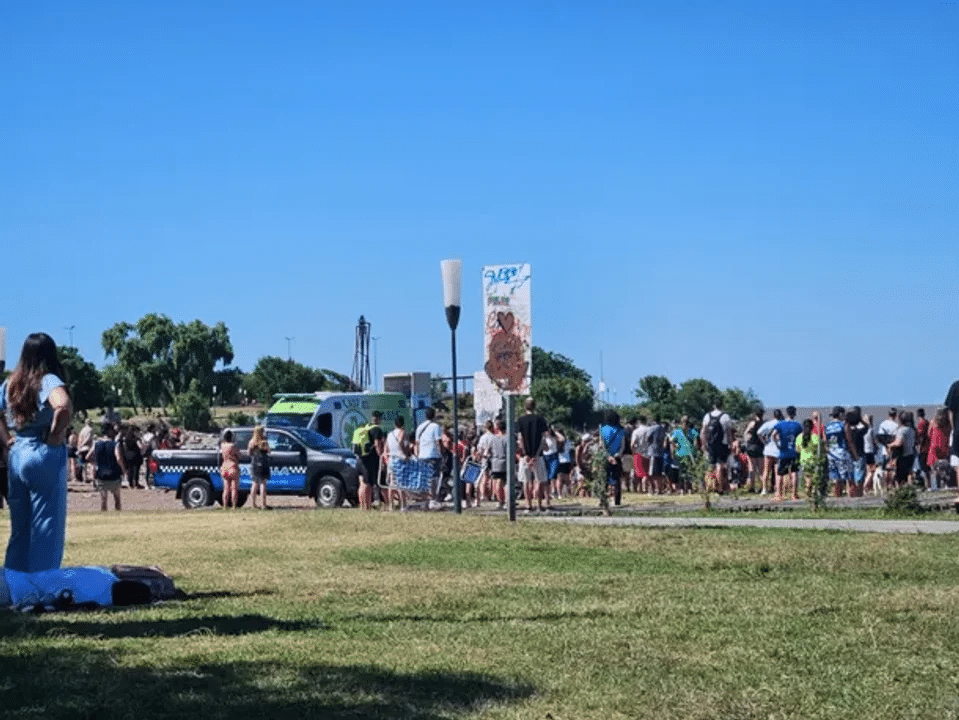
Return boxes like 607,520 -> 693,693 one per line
351,315 -> 371,391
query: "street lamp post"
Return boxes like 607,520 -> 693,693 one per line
441,259 -> 463,515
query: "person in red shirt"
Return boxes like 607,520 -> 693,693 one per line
927,408 -> 953,490
915,408 -> 931,486
810,411 -> 826,440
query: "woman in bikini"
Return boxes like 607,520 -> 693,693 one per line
219,429 -> 240,508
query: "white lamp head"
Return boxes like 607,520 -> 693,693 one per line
440,259 -> 462,308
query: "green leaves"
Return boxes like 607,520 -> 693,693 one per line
243,356 -> 329,405
634,375 -> 678,421
58,346 -> 104,415
530,347 -> 594,428
101,314 -> 235,409
634,375 -> 763,422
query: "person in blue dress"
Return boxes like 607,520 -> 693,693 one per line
0,333 -> 73,572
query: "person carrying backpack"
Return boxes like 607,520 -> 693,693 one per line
701,398 -> 733,492
88,423 -> 126,512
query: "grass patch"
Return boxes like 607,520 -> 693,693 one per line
1,511 -> 959,719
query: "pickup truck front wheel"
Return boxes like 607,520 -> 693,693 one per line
182,477 -> 214,509
315,476 -> 344,509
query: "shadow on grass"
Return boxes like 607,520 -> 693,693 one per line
7,613 -> 324,639
359,609 -> 618,624
178,589 -> 277,600
0,647 -> 535,720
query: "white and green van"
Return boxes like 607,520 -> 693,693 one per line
264,392 -> 419,449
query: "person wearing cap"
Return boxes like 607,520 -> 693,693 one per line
876,408 -> 900,467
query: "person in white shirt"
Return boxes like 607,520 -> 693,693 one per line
630,415 -> 651,493
414,407 -> 444,507
756,409 -> 781,495
876,408 -> 900,467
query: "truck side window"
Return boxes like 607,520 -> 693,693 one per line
315,413 -> 333,437
267,431 -> 299,452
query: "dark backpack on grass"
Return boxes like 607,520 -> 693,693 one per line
110,565 -> 178,602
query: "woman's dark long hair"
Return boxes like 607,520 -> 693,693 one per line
799,419 -> 813,449
6,333 -> 68,428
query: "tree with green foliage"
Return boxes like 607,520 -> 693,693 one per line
634,375 -> 678,421
674,378 -> 723,421
723,386 -> 762,420
430,374 -> 449,405
633,374 -> 764,424
58,346 -> 104,417
99,364 -> 133,409
213,368 -> 245,405
530,347 -> 594,429
532,347 -> 591,385
320,369 -> 358,392
102,314 -> 234,408
170,378 -> 213,431
243,356 -> 328,405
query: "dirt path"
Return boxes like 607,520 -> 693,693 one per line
66,480 -> 315,512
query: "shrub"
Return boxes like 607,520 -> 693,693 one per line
170,380 -> 212,432
884,484 -> 924,516
226,411 -> 253,427
589,442 -> 611,513
805,457 -> 829,511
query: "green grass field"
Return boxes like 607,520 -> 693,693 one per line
2,510 -> 959,719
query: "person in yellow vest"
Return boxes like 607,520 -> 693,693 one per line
352,412 -> 385,510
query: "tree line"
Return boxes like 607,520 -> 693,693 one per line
528,348 -> 762,431
17,314 -> 357,418
3,314 -> 762,431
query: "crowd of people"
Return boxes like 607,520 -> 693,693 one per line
354,394 -> 959,512
65,416 -> 187,511
2,326 -> 959,579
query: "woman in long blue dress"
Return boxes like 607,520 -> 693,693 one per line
0,333 -> 73,572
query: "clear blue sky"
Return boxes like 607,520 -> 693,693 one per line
2,1 -> 956,408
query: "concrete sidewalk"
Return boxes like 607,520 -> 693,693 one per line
532,514 -> 959,534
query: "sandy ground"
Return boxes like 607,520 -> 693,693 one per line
65,479 -> 316,512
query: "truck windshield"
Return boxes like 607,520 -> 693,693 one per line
265,413 -> 311,428
286,427 -> 340,452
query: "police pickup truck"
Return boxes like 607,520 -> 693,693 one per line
150,426 -> 362,509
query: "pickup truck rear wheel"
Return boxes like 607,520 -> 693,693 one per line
182,477 -> 214,509
315,476 -> 344,508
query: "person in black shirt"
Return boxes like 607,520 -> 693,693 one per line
358,412 -> 385,510
516,397 -> 549,512
946,381 -> 959,462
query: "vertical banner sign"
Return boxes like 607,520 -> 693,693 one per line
482,264 -> 532,395
473,371 -> 502,429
